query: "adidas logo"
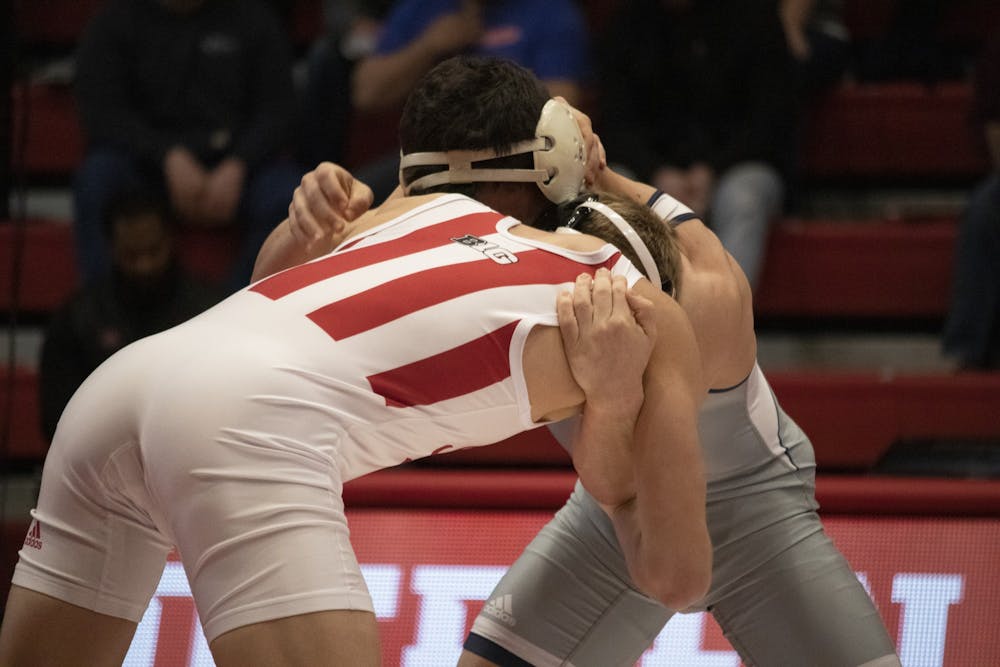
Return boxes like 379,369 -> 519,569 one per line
24,520 -> 42,550
484,593 -> 516,626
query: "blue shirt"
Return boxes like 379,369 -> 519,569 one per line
375,0 -> 589,82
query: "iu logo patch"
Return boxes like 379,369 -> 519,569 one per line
24,520 -> 42,550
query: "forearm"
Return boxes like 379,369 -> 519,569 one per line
601,291 -> 712,610
780,0 -> 815,33
595,166 -> 696,223
352,40 -> 443,112
594,167 -> 658,206
251,219 -> 334,282
604,387 -> 710,610
571,401 -> 641,507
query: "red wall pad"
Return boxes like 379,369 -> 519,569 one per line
343,468 -> 1000,517
768,371 -> 1000,469
801,82 -> 987,179
0,221 -> 77,313
754,219 -> 956,319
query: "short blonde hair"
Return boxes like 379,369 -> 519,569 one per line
568,192 -> 682,296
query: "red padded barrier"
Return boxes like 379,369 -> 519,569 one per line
0,220 -> 78,312
13,0 -> 104,46
0,220 -> 239,313
343,468 -> 1000,515
802,82 -> 987,179
755,219 -> 956,318
11,84 -> 84,176
3,368 -> 999,466
3,217 -> 960,318
0,366 -> 47,459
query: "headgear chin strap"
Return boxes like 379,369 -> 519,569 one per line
399,98 -> 586,204
572,200 -> 662,288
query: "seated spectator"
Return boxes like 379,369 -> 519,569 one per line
73,0 -> 304,292
39,188 -> 222,442
852,0 -> 974,83
347,0 -> 591,202
597,0 -> 798,289
298,0 -> 394,169
943,25 -> 1000,371
780,0 -> 851,95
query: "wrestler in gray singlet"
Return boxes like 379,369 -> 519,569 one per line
466,366 -> 899,666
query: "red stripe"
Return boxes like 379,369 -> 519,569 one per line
368,320 -> 520,408
250,211 -> 505,299
309,249 -> 621,341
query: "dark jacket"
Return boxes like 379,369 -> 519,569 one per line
75,0 -> 296,169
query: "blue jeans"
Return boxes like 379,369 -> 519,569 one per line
74,148 -> 303,291
709,162 -> 784,289
943,172 -> 1000,369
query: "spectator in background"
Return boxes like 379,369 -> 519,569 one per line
73,0 -> 304,292
780,0 -> 850,95
943,27 -> 1000,371
596,0 -> 799,289
39,188 -> 221,442
346,0 -> 591,202
298,0 -> 394,168
852,0 -> 970,84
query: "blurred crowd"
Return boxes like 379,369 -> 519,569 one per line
30,0 -> 1000,440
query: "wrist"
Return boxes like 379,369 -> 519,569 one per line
582,391 -> 644,422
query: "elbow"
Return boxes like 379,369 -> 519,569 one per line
351,64 -> 388,113
633,542 -> 712,611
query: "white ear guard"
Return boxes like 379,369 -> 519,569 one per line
571,200 -> 662,288
399,98 -> 586,204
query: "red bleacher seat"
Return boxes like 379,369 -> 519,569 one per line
754,218 -> 956,318
439,371 -> 1000,470
4,365 -> 998,468
0,220 -> 77,312
342,468 -> 1000,516
802,82 -> 987,180
11,84 -> 84,177
1,216 -> 960,317
0,367 -> 46,459
13,0 -> 104,46
0,220 -> 239,311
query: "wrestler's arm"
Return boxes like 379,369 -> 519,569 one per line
251,163 -> 374,282
553,271 -> 654,504
590,279 -> 711,609
532,272 -> 711,609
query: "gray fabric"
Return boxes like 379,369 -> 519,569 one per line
469,369 -> 898,665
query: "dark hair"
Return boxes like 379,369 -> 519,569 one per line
399,56 -> 550,195
558,192 -> 683,296
103,187 -> 172,239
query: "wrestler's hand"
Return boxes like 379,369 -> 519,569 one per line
199,157 -> 246,227
554,96 -> 606,188
164,146 -> 208,223
288,162 -> 374,249
558,269 -> 657,414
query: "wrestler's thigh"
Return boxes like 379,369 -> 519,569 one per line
210,609 -> 380,667
466,484 -> 672,667
710,529 -> 899,667
143,417 -> 374,643
0,586 -> 139,667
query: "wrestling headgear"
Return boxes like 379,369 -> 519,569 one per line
399,98 -> 586,204
566,197 -> 662,289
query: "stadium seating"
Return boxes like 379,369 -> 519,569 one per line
4,364 -> 998,469
3,0 -> 997,477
